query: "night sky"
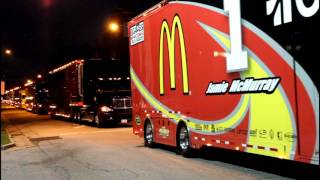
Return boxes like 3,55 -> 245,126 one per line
1,0 -> 159,89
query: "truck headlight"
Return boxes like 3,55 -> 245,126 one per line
101,106 -> 113,112
49,105 -> 56,109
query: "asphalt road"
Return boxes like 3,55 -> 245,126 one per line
1,107 -> 318,180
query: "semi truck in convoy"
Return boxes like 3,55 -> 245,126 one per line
21,80 -> 35,111
47,59 -> 132,127
8,87 -> 22,108
128,0 -> 319,165
22,79 -> 49,114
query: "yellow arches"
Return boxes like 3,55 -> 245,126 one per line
159,15 -> 189,95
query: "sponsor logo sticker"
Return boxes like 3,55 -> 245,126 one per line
130,22 -> 144,45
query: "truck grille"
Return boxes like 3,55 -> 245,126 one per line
112,97 -> 132,112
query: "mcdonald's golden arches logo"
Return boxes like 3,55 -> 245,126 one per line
159,15 -> 189,95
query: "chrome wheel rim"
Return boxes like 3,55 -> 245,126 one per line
179,126 -> 189,151
95,115 -> 99,125
145,123 -> 153,144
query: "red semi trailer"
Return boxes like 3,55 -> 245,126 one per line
128,0 -> 319,165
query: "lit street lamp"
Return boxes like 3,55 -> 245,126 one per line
4,49 -> 12,55
1,48 -> 14,81
105,21 -> 122,60
105,19 -> 129,61
108,22 -> 120,33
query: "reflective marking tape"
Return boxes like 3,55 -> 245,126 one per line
225,141 -> 230,145
216,140 -> 221,143
242,144 -> 278,152
201,137 -> 206,141
194,137 -> 198,140
270,148 -> 278,152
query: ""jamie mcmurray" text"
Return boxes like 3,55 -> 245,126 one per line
206,77 -> 281,95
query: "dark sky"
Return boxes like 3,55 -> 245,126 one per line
1,0 -> 159,89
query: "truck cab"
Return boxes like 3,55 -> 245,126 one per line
48,59 -> 132,127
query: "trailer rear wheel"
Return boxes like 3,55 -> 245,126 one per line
144,120 -> 154,147
95,114 -> 103,128
75,111 -> 82,124
177,124 -> 192,157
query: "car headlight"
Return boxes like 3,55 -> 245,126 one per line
100,106 -> 113,112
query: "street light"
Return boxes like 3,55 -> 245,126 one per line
108,22 -> 120,33
2,48 -> 14,81
4,49 -> 12,55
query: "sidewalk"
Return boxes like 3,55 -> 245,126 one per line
1,105 -> 34,150
1,112 -> 15,150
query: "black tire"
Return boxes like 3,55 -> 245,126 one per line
50,114 -> 56,120
77,111 -> 82,124
90,114 -> 96,126
95,114 -> 103,128
144,120 -> 154,147
71,109 -> 81,123
177,124 -> 192,157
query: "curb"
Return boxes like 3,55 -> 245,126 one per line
1,128 -> 16,151
1,143 -> 16,150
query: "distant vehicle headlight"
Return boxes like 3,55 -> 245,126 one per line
100,106 -> 113,112
38,104 -> 42,107
49,105 -> 56,109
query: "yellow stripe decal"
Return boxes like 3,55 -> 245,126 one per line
201,22 -> 295,160
131,67 -> 249,134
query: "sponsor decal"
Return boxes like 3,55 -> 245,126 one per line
206,77 -> 281,95
269,129 -> 275,140
135,115 -> 141,125
284,132 -> 297,142
159,126 -> 170,137
259,129 -> 268,138
159,15 -> 189,95
210,124 -> 216,133
224,128 -> 235,133
238,129 -> 248,135
203,124 -> 209,131
195,124 -> 202,130
130,22 -> 144,45
277,131 -> 283,141
266,0 -> 319,26
249,129 -> 258,137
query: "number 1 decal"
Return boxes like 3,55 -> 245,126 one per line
223,0 -> 248,73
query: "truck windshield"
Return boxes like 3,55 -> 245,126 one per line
96,80 -> 130,92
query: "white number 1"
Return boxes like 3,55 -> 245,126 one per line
223,0 -> 248,73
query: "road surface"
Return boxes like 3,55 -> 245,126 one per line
1,107 -> 317,179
